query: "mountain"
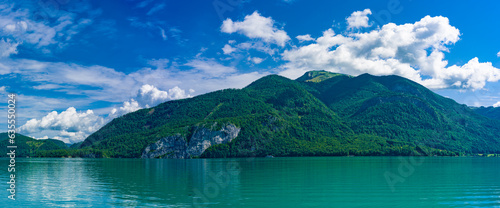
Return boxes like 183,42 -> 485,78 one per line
473,106 -> 500,121
73,71 -> 500,158
0,133 -> 68,157
298,71 -> 500,153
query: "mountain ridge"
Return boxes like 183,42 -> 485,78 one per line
11,71 -> 500,158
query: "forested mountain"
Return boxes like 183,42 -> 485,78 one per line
298,71 -> 500,153
473,106 -> 500,121
72,71 -> 500,158
0,133 -> 68,157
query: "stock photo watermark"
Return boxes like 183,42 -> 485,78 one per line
192,138 -> 258,207
6,93 -> 17,200
213,0 -> 243,21
33,0 -> 71,22
371,0 -> 406,26
192,160 -> 241,207
384,143 -> 434,192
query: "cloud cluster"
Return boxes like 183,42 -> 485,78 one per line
281,13 -> 500,90
19,107 -> 105,143
19,84 -> 194,143
296,34 -> 314,42
221,11 -> 290,47
109,84 -> 193,119
346,9 -> 372,29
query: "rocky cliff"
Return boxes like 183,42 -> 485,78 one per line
141,123 -> 240,159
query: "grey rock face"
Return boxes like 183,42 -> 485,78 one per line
141,123 -> 240,159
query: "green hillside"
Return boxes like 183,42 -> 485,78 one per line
299,71 -> 500,153
0,133 -> 68,157
80,75 -> 369,158
70,71 -> 500,158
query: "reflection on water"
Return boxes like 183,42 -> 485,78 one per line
0,157 -> 499,207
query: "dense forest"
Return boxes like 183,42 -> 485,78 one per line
5,71 -> 500,158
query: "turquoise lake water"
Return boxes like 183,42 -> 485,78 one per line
1,157 -> 499,207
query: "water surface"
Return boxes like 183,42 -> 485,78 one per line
1,157 -> 499,207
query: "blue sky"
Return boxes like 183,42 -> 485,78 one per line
1,0 -> 500,143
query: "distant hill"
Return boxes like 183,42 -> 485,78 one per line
73,71 -> 500,158
0,133 -> 68,157
473,106 -> 500,121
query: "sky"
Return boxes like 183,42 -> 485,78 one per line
1,0 -> 500,143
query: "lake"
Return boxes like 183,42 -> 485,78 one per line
1,157 -> 499,207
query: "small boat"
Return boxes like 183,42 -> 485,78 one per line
265,155 -> 274,158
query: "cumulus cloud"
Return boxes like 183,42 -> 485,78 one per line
497,51 -> 500,57
136,84 -> 169,107
346,9 -> 372,29
281,15 -> 500,90
109,99 -> 142,119
0,86 -> 5,92
296,34 -> 314,42
494,101 -> 500,108
222,44 -> 236,54
20,84 -> 194,143
109,84 -> 193,119
19,107 -> 106,143
221,11 -> 290,46
249,57 -> 264,64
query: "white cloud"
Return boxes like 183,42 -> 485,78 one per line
0,38 -> 18,57
159,27 -> 167,40
36,136 -> 49,140
221,11 -> 290,47
281,15 -> 500,90
109,99 -> 142,119
346,9 -> 372,29
0,86 -> 5,92
236,41 -> 277,55
33,84 -> 65,90
222,44 -> 236,54
494,101 -> 500,108
296,34 -> 314,42
147,3 -> 166,16
105,84 -> 193,121
185,58 -> 237,76
0,2 -> 95,55
20,84 -> 194,143
497,51 -> 500,57
134,84 -> 193,108
10,57 -> 267,143
19,107 -> 106,143
136,84 -> 169,107
249,57 -> 264,64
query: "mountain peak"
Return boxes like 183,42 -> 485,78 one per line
296,71 -> 352,83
